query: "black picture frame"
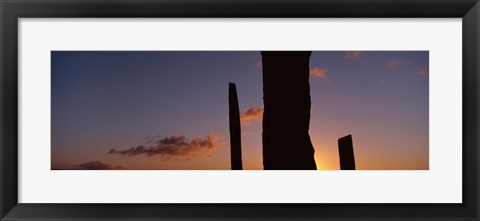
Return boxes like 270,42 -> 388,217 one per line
1,0 -> 479,220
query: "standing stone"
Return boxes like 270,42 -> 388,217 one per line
338,134 -> 356,170
261,51 -> 317,170
229,82 -> 243,170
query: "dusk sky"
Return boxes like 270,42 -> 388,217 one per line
51,51 -> 428,170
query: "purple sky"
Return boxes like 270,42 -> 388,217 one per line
51,51 -> 429,170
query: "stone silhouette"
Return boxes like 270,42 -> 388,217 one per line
338,134 -> 356,170
229,82 -> 243,170
261,51 -> 317,170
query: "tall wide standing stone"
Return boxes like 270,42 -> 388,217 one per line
338,134 -> 356,170
229,82 -> 243,170
261,51 -> 317,170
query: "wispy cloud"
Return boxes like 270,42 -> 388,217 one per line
73,161 -> 123,170
309,67 -> 331,83
378,80 -> 386,85
254,60 -> 262,70
413,67 -> 429,77
240,106 -> 263,125
387,58 -> 407,68
242,130 -> 254,136
345,51 -> 364,60
409,67 -> 429,77
108,134 -> 224,161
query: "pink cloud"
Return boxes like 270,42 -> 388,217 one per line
310,67 -> 331,83
242,130 -> 254,137
77,161 -> 121,170
412,67 -> 429,77
417,67 -> 428,77
345,51 -> 364,60
387,58 -> 406,68
378,80 -> 386,85
254,60 -> 262,70
240,106 -> 263,125
108,134 -> 224,161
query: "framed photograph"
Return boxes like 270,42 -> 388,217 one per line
1,0 -> 478,220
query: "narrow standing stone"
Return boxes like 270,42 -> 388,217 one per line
229,82 -> 243,170
338,134 -> 356,170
